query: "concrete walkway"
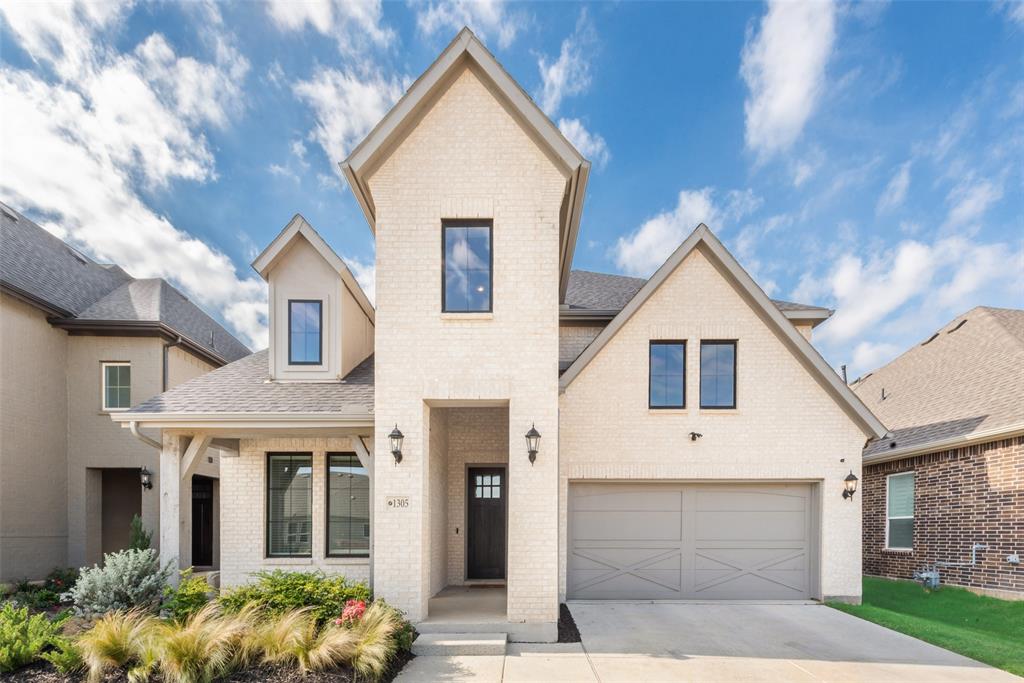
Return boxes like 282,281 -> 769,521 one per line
396,602 -> 1021,682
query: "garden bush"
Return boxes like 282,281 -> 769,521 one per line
66,548 -> 173,617
219,570 -> 371,625
38,637 -> 83,675
163,570 -> 213,623
129,514 -> 152,551
0,603 -> 68,673
77,609 -> 160,682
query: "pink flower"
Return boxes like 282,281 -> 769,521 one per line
334,618 -> 343,627
339,599 -> 367,624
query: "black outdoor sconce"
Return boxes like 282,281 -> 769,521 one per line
525,423 -> 541,464
389,425 -> 404,464
842,471 -> 858,500
139,466 -> 153,490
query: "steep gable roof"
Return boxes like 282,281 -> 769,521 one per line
559,224 -> 887,439
252,214 -> 375,323
340,27 -> 590,304
853,306 -> 1024,462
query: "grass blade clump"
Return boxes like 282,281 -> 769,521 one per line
156,603 -> 252,683
77,609 -> 157,682
351,601 -> 401,679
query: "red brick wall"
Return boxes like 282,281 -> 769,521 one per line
863,435 -> 1023,595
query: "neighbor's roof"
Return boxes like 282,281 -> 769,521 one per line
564,270 -> 833,323
340,27 -> 590,305
116,349 -> 374,421
853,306 -> 1024,462
560,225 -> 887,439
0,201 -> 249,364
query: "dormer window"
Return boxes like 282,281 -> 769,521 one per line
443,221 -> 492,313
288,300 -> 322,365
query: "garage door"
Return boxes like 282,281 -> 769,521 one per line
567,483 -> 816,600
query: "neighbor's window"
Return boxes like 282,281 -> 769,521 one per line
700,341 -> 736,409
887,472 -> 914,550
288,300 -> 322,365
443,221 -> 492,312
649,341 -> 686,408
102,362 -> 131,411
267,453 -> 312,557
327,453 -> 370,557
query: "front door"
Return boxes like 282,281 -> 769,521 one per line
467,467 -> 506,580
191,475 -> 214,567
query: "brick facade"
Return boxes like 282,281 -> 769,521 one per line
863,435 -> 1024,596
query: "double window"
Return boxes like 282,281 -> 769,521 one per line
700,341 -> 736,409
649,341 -> 686,408
266,453 -> 313,557
288,300 -> 322,365
443,221 -> 492,312
886,472 -> 914,550
327,453 -> 370,557
101,362 -> 131,411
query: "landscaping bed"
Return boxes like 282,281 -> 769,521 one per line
557,603 -> 580,643
828,576 -> 1024,677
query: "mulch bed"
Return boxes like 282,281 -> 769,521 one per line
6,651 -> 415,683
557,603 -> 581,643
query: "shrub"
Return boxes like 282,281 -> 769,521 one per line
129,514 -> 152,551
349,601 -> 403,679
164,571 -> 212,623
219,571 -> 371,625
77,609 -> 159,682
0,603 -> 68,673
155,603 -> 252,683
39,638 -> 83,674
335,598 -> 366,626
45,567 -> 79,595
251,608 -> 357,674
67,549 -> 172,617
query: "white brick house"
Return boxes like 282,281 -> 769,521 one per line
112,29 -> 886,642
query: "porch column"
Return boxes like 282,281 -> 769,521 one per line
177,433 -> 211,570
159,433 -> 183,584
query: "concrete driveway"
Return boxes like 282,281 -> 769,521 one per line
397,602 -> 1020,682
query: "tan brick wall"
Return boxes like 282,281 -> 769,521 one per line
368,64 -> 565,623
559,246 -> 868,601
559,325 -> 602,364
863,436 -> 1024,596
167,345 -> 216,389
219,436 -> 370,588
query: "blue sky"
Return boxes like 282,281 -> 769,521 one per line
2,0 -> 1021,376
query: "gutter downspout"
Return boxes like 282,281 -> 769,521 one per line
163,336 -> 184,392
129,421 -> 162,451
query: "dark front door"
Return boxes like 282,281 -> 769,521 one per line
191,475 -> 214,567
467,467 -> 506,580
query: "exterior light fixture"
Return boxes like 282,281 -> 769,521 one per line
525,424 -> 541,464
139,467 -> 153,490
842,471 -> 858,500
388,425 -> 404,464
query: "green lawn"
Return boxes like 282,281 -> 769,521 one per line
828,577 -> 1024,677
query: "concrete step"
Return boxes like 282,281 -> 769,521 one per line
411,632 -> 508,656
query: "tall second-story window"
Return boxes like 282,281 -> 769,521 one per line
700,341 -> 736,409
649,341 -> 685,408
288,300 -> 322,365
443,221 -> 492,312
101,362 -> 131,411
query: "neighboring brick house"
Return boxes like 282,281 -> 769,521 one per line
111,28 -> 886,642
0,203 -> 249,582
853,306 -> 1024,599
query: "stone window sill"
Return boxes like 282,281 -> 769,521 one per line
323,557 -> 370,566
883,548 -> 914,554
441,312 -> 493,321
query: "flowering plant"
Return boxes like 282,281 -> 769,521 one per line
334,598 -> 367,626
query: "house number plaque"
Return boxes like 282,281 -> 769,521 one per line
386,496 -> 410,509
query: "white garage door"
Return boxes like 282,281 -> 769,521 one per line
567,483 -> 817,600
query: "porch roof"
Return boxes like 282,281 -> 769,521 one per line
113,349 -> 374,422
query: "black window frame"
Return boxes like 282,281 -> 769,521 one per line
287,299 -> 323,366
699,340 -> 738,409
441,219 -> 494,314
648,340 -> 687,409
325,452 -> 371,559
265,452 -> 313,559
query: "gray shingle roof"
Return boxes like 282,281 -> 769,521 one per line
1,202 -> 249,363
565,270 -> 830,316
853,306 -> 1024,457
128,349 -> 374,415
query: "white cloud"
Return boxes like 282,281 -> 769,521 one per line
997,0 -> 1024,25
740,0 -> 836,157
536,10 -> 595,116
268,163 -> 299,183
0,2 -> 269,349
265,0 -> 393,53
792,148 -> 824,187
344,256 -> 376,304
557,118 -> 609,168
293,66 -> 406,175
851,341 -> 901,374
876,161 -> 911,214
416,0 -> 526,49
614,188 -> 761,277
944,177 -> 1002,229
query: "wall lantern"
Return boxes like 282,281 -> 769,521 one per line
842,471 -> 858,500
388,425 -> 404,464
139,467 -> 153,490
525,424 -> 541,464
